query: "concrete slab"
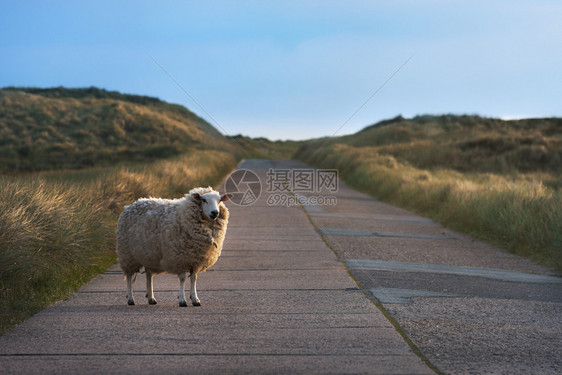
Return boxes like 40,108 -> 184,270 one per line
313,216 -> 453,238
79,268 -> 357,293
223,238 -> 329,251
1,311 -> 410,355
220,249 -> 334,257
310,212 -> 434,223
64,290 -> 387,315
352,269 -> 562,303
0,355 -> 433,375
225,226 -> 320,238
318,228 -> 456,240
346,259 -> 562,284
212,251 -> 342,270
314,187 -> 421,218
370,288 -> 460,304
14,311 -> 390,333
387,297 -> 562,374
323,232 -> 556,274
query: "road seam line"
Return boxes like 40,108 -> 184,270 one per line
288,187 -> 443,375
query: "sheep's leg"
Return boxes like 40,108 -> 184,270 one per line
146,271 -> 157,305
178,273 -> 188,307
190,273 -> 201,307
126,273 -> 135,306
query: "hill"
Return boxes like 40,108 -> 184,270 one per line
0,87 -> 237,171
227,134 -> 303,160
301,114 -> 562,176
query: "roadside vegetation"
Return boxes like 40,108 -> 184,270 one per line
0,151 -> 237,334
0,87 -> 242,334
296,115 -> 562,272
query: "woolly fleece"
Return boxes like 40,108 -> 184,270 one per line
116,187 -> 229,277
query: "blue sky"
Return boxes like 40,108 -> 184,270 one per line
1,1 -> 561,140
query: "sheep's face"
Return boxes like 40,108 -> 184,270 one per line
194,191 -> 231,220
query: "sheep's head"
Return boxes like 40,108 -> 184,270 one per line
192,190 -> 231,220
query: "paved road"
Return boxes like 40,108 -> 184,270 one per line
0,160 -> 432,374
1,159 -> 560,374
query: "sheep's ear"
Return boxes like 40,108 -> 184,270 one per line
192,192 -> 202,202
220,193 -> 232,202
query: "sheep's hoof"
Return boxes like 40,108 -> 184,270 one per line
148,298 -> 157,305
127,300 -> 135,306
179,301 -> 188,307
192,301 -> 202,307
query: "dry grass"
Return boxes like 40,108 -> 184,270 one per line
336,115 -> 562,177
0,150 -> 237,334
296,116 -> 562,272
0,178 -> 115,333
0,87 -> 237,171
227,135 -> 303,159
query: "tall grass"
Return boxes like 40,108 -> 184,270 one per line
0,150 -> 237,334
0,178 -> 115,333
296,143 -> 562,272
0,88 -> 237,172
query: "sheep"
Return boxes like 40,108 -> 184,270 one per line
116,187 -> 231,307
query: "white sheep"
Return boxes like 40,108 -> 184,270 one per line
116,187 -> 231,307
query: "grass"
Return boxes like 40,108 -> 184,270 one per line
335,115 -> 562,176
0,87 -> 237,171
0,150 -> 237,335
296,115 -> 562,272
227,134 -> 303,159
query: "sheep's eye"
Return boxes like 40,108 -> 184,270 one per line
202,198 -> 207,203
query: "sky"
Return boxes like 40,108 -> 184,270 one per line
1,1 -> 561,140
